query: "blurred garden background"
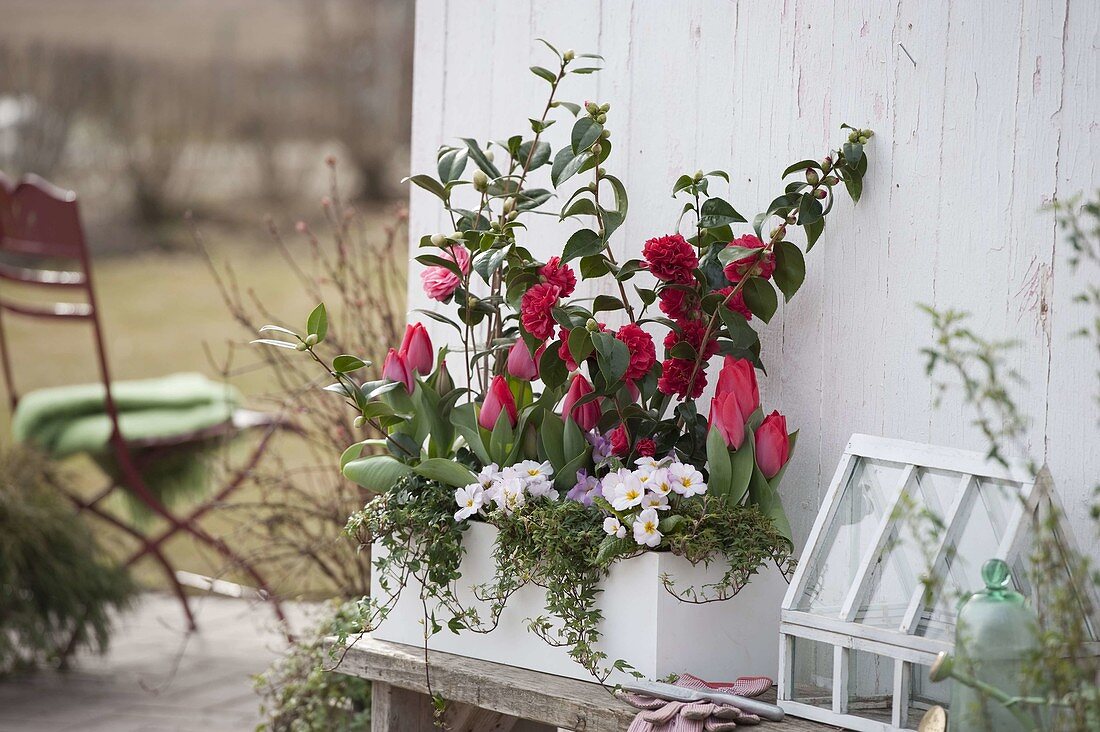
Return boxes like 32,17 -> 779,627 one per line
0,0 -> 413,599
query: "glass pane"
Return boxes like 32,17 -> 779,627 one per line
789,637 -> 833,709
846,650 -> 893,723
796,457 -> 908,614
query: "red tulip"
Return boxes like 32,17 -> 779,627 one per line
562,374 -> 601,432
479,375 -> 518,430
398,323 -> 433,375
755,410 -> 790,479
709,391 -> 747,449
714,356 -> 759,418
506,339 -> 538,380
382,348 -> 414,393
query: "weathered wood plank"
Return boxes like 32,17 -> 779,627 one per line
332,635 -> 843,731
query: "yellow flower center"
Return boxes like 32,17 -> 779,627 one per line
626,488 -> 641,500
644,520 -> 656,532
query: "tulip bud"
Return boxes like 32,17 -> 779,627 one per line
353,415 -> 366,429
479,375 -> 518,430
754,410 -> 791,479
814,188 -> 828,199
562,374 -> 601,432
805,169 -> 820,185
506,339 -> 538,380
563,49 -> 575,62
430,233 -> 446,246
398,322 -> 434,375
305,333 -> 319,346
382,348 -> 414,394
472,169 -> 488,191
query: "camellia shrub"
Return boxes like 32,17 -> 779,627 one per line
0,446 -> 134,674
260,40 -> 875,682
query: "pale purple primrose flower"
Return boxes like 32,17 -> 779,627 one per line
567,470 -> 601,506
587,430 -> 612,464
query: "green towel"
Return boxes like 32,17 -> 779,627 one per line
12,373 -> 242,520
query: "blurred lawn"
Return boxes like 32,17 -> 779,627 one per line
0,214 -> 404,600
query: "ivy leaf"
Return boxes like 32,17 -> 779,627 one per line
742,278 -> 778,323
773,241 -> 806,302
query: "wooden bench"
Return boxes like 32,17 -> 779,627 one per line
332,635 -> 842,731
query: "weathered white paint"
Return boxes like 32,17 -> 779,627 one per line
406,1 -> 1100,550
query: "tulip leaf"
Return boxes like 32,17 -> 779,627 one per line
705,426 -> 733,498
554,448 -> 593,491
342,454 -> 412,491
450,403 -> 490,464
728,434 -> 755,504
539,412 -> 566,469
488,411 -> 515,464
748,465 -> 792,546
413,458 -> 476,488
563,414 -> 587,462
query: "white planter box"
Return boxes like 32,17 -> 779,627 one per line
370,521 -> 786,684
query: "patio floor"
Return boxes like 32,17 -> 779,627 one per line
0,593 -> 319,732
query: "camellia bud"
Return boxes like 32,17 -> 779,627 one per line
823,175 -> 839,186
430,233 -> 446,246
821,155 -> 833,170
588,181 -> 598,191
449,230 -> 463,240
305,333 -> 319,346
472,169 -> 488,191
848,131 -> 860,143
506,210 -> 518,221
600,103 -> 610,113
490,221 -> 502,231
601,129 -> 611,139
861,129 -> 874,138
805,169 -> 820,185
858,135 -> 869,144
503,197 -> 516,214
585,318 -> 599,332
353,415 -> 366,429
597,167 -> 606,176
591,142 -> 602,154
484,150 -> 495,162
585,101 -> 600,115
596,113 -> 607,124
693,169 -> 704,181
563,49 -> 575,62
814,188 -> 828,199
295,341 -> 308,351
786,213 -> 797,225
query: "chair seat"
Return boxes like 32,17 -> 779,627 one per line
12,372 -> 242,459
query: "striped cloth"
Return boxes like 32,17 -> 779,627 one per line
621,674 -> 774,731
676,672 -> 772,698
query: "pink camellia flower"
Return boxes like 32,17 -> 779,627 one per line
755,410 -> 791,479
506,339 -> 538,380
420,244 -> 471,301
539,256 -> 577,297
520,282 -> 560,340
562,374 -> 601,432
714,356 -> 759,418
398,322 -> 433,375
479,375 -> 518,430
382,348 -> 414,393
723,234 -> 775,283
709,390 -> 747,449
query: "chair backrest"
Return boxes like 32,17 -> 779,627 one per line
0,173 -> 118,420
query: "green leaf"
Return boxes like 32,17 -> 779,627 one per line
595,535 -> 634,565
539,412 -> 566,469
339,441 -> 368,470
773,241 -> 806,302
538,346 -> 568,389
307,303 -> 328,341
342,455 -> 412,491
706,426 -> 733,497
517,140 -> 552,171
658,514 -> 686,534
562,228 -> 603,262
460,138 -> 502,179
748,465 -> 793,546
413,458 -> 476,487
515,188 -> 553,211
781,159 -> 822,178
562,413 -> 588,461
842,141 -> 864,167
742,278 -> 778,323
804,217 -> 825,251
556,101 -> 580,116
592,294 -> 624,313
405,174 -> 447,200
488,411 -> 515,465
591,331 -> 630,383
571,118 -> 604,154
699,197 -> 746,228
450,403 -> 490,464
567,327 -> 594,363
728,434 -> 755,504
530,65 -> 557,83
251,338 -> 298,350
843,173 -> 863,204
437,148 -> 467,183
797,193 -> 823,226
551,147 -> 590,188
560,197 -> 599,219
333,355 -> 367,373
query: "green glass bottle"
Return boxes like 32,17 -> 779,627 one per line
949,559 -> 1039,731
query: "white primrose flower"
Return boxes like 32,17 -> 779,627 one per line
454,483 -> 485,521
492,476 -> 527,515
602,516 -> 627,539
605,470 -> 646,511
513,459 -> 554,484
648,468 -> 674,497
667,461 -> 707,498
641,491 -> 670,511
477,463 -> 502,488
632,508 -> 663,547
634,456 -> 661,475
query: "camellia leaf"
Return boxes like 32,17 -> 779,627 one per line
705,426 -> 733,498
460,138 -> 502,179
699,197 -> 747,228
437,148 -> 467,183
413,458 -> 476,488
251,338 -> 298,350
773,240 -> 806,302
529,65 -> 557,84
306,303 -> 328,341
797,193 -> 823,226
333,355 -> 367,373
781,159 -> 823,178
342,454 -> 412,491
517,140 -> 552,171
571,118 -> 604,154
804,217 -> 825,251
562,228 -> 603,262
742,278 -> 778,323
405,174 -> 447,200
551,147 -> 590,188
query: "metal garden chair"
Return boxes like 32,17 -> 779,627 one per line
0,173 -> 289,633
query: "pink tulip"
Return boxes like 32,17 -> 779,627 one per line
755,410 -> 791,479
506,339 -> 538,380
420,244 -> 471,301
398,323 -> 433,375
709,391 -> 747,449
562,374 -> 601,432
382,348 -> 414,393
714,356 -> 759,419
479,375 -> 518,430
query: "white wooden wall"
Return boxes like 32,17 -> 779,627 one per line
406,0 -> 1100,551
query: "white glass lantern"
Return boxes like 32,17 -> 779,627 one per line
777,434 -> 1099,731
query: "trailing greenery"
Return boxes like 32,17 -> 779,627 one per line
254,601 -> 371,732
0,446 -> 135,674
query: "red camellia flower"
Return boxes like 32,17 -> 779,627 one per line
479,375 -> 518,430
657,358 -> 706,399
663,318 -> 718,360
635,438 -> 657,457
755,410 -> 791,479
539,256 -> 577,297
562,374 -> 601,432
616,323 -> 656,381
658,287 -> 700,320
723,234 -> 775,282
420,244 -> 471,301
643,234 -> 698,283
608,423 -> 629,456
520,283 -> 560,340
382,348 -> 414,394
716,286 -> 753,321
506,339 -> 538,380
398,322 -> 434,375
